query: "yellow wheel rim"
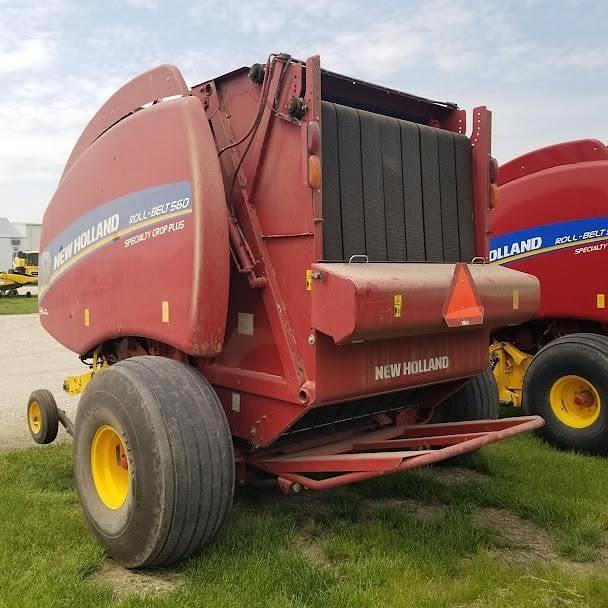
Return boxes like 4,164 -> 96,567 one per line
28,402 -> 42,435
549,375 -> 601,429
91,425 -> 130,509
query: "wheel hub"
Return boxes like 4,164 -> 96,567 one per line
91,425 -> 130,509
28,402 -> 42,435
549,375 -> 601,429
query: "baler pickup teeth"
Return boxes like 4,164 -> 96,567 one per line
250,416 -> 544,491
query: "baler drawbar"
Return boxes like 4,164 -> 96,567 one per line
29,53 -> 542,568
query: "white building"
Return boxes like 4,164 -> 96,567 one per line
0,218 -> 24,272
0,218 -> 42,271
14,222 -> 42,252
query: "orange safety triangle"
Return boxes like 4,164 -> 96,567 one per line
442,263 -> 484,327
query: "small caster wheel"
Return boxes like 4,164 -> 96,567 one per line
27,390 -> 59,444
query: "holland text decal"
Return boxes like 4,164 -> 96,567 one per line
375,356 -> 449,381
490,216 -> 608,264
39,181 -> 192,297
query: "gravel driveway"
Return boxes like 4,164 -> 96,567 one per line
0,314 -> 78,452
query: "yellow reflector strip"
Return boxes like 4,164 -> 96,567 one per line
306,269 -> 313,291
512,289 -> 519,310
162,301 -> 170,323
597,294 -> 606,309
393,294 -> 403,318
84,308 -> 90,327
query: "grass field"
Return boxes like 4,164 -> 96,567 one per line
0,295 -> 38,315
0,436 -> 606,607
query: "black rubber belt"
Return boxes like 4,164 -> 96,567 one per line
437,129 -> 460,262
336,104 -> 366,259
320,102 -> 344,261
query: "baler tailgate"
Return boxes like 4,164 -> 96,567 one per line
250,416 -> 543,491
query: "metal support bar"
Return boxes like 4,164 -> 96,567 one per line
57,408 -> 74,437
249,416 -> 544,491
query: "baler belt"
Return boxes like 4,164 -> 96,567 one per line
419,124 -> 443,261
337,105 -> 366,259
320,102 -> 343,261
437,129 -> 460,261
321,101 -> 475,263
401,120 -> 425,261
360,109 -> 387,261
381,117 -> 407,261
455,135 -> 475,261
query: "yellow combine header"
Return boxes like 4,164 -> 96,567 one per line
0,271 -> 37,297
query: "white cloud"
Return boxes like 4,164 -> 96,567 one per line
0,0 -> 606,223
122,0 -> 159,8
0,38 -> 52,74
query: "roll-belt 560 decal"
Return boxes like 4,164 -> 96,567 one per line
490,216 -> 608,265
38,181 -> 192,298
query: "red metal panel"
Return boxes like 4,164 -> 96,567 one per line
471,106 -> 492,258
62,65 -> 189,179
313,330 -> 489,404
492,159 -> 608,322
498,139 -> 608,186
311,262 -> 538,344
40,97 -> 229,356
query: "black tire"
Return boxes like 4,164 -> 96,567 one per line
435,368 -> 499,422
8,289 -> 18,297
27,389 -> 59,444
74,356 -> 234,568
523,333 -> 608,455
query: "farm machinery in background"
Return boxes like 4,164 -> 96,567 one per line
13,250 -> 39,276
0,250 -> 38,297
490,139 -> 608,455
26,54 -> 542,569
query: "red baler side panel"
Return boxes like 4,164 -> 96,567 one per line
491,152 -> 608,322
498,139 -> 608,186
39,96 -> 229,356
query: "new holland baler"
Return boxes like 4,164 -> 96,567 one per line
28,53 -> 542,568
490,139 -> 608,455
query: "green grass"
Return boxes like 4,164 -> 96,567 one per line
0,436 -> 607,607
0,295 -> 38,314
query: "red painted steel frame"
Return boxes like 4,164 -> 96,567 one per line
248,416 -> 544,491
471,106 -> 492,257
188,55 -> 530,447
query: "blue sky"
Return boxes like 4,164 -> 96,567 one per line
1,0 -> 606,223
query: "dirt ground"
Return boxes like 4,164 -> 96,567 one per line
0,314 -> 78,452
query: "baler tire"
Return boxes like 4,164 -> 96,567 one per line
435,368 -> 499,422
27,389 -> 59,444
73,356 -> 235,568
522,333 -> 608,455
